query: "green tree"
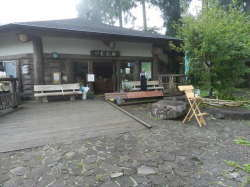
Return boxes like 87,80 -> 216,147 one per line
212,0 -> 250,13
77,0 -> 136,27
150,0 -> 192,36
177,1 -> 250,98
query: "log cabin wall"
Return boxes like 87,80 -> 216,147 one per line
18,58 -> 34,99
0,33 -> 181,99
0,54 -> 167,99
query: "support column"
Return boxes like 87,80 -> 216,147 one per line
152,56 -> 159,80
133,62 -> 140,81
116,61 -> 121,91
88,61 -> 94,92
32,36 -> 44,85
16,60 -> 22,93
65,60 -> 74,83
112,62 -> 116,91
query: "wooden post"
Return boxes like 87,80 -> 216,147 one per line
152,57 -> 159,80
65,60 -> 74,83
116,61 -> 121,91
133,62 -> 140,81
16,60 -> 22,96
9,79 -> 17,107
88,61 -> 94,92
32,36 -> 44,85
112,62 -> 116,91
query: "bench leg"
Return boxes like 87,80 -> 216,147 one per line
70,95 -> 76,101
41,97 -> 48,103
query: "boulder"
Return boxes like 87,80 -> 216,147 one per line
151,99 -> 187,120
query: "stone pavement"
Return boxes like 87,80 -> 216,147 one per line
0,104 -> 249,187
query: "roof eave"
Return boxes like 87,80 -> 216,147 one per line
0,24 -> 181,42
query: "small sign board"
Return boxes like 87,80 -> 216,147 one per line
22,65 -> 29,75
87,74 -> 95,82
51,52 -> 60,59
90,50 -> 120,57
53,72 -> 61,84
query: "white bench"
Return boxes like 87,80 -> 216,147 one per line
34,83 -> 82,102
123,80 -> 164,91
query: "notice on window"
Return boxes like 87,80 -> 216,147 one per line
125,68 -> 130,74
53,72 -> 61,84
22,65 -> 29,75
87,74 -> 95,82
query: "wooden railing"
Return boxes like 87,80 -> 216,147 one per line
159,74 -> 188,94
0,78 -> 19,111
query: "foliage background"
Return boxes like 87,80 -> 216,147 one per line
177,1 -> 250,98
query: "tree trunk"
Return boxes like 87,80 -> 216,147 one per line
202,0 -> 209,11
165,0 -> 181,36
142,0 -> 147,31
118,0 -> 123,27
245,0 -> 250,13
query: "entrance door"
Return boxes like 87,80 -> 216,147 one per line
94,62 -> 114,94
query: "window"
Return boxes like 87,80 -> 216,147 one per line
141,62 -> 152,79
0,62 -> 4,71
120,62 -> 134,81
2,61 -> 17,78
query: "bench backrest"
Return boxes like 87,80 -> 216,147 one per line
126,80 -> 161,89
34,83 -> 80,92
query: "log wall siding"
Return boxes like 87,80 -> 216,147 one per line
19,58 -> 34,98
1,53 -> 165,99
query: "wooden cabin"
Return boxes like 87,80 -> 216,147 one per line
0,18 -> 183,99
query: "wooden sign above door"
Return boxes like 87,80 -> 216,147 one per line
90,50 -> 120,57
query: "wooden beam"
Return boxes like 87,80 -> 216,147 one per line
0,53 -> 153,62
112,62 -> 116,91
152,56 -> 159,80
106,101 -> 152,129
32,36 -> 44,85
65,60 -> 74,83
44,53 -> 153,62
0,54 -> 33,61
88,61 -> 94,92
116,61 -> 121,91
133,62 -> 140,81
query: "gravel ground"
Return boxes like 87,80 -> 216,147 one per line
0,103 -> 249,187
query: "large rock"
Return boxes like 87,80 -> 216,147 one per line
151,99 -> 187,120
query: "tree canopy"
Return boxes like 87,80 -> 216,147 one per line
77,0 -> 192,35
178,1 -> 250,98
150,0 -> 192,35
204,0 -> 250,12
77,0 -> 136,27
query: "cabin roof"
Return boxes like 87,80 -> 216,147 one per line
0,18 -> 180,41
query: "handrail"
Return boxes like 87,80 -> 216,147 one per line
0,78 -> 19,111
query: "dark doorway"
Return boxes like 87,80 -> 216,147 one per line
74,62 -> 88,84
94,62 -> 114,94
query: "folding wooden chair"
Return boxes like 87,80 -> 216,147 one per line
178,85 -> 207,127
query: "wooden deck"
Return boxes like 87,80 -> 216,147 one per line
0,100 -> 143,152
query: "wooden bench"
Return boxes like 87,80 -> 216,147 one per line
123,80 -> 164,91
34,83 -> 82,102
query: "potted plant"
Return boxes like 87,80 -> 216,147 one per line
87,91 -> 95,99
